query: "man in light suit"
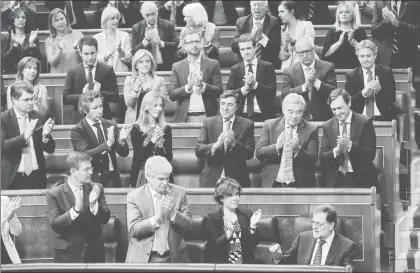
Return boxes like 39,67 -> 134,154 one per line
132,1 -> 179,71
1,81 -> 55,190
46,152 -> 111,263
169,28 -> 223,123
345,40 -> 396,121
231,1 -> 282,69
282,36 -> 337,122
63,37 -> 119,123
320,88 -> 380,190
270,204 -> 356,269
126,156 -> 192,263
227,33 -> 276,122
70,91 -> 130,188
255,93 -> 319,188
195,91 -> 255,188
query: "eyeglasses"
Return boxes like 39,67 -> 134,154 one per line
311,220 -> 329,228
297,49 -> 313,56
81,167 -> 93,172
185,40 -> 201,45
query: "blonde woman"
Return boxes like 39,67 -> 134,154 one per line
1,195 -> 22,264
93,6 -> 132,72
123,49 -> 166,124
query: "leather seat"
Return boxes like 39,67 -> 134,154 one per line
184,216 -> 207,263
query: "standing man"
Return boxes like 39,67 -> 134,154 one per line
132,1 -> 179,71
345,40 -> 396,121
195,91 -> 255,188
1,81 -> 55,190
70,91 -> 130,188
45,1 -> 91,29
169,28 -> 223,123
227,33 -> 276,122
46,152 -> 111,263
282,36 -> 336,122
157,1 -> 190,27
255,93 -> 319,188
320,88 -> 380,190
126,156 -> 192,263
198,0 -> 240,26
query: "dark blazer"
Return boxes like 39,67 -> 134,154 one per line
45,1 -> 91,29
129,124 -> 173,188
255,118 -> 319,188
231,14 -> 282,69
199,0 -> 239,26
157,1 -> 189,27
319,112 -> 380,190
195,116 -> 255,188
227,59 -> 276,120
63,62 -> 119,120
345,64 -> 396,121
96,1 -> 142,29
275,231 -> 356,267
1,4 -> 37,31
372,1 -> 420,67
46,180 -> 111,263
131,19 -> 179,71
169,56 -> 223,122
70,118 -> 129,185
282,59 -> 337,121
1,109 -> 55,190
204,207 -> 258,264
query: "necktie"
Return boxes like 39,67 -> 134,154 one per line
246,63 -> 255,116
307,1 -> 314,20
339,122 -> 349,174
65,1 -> 75,26
22,116 -> 33,176
87,65 -> 94,90
223,120 -> 232,153
278,127 -> 295,183
305,66 -> 313,101
313,240 -> 326,265
170,1 -> 177,26
365,70 -> 374,118
92,123 -> 110,169
255,42 -> 262,60
392,1 -> 399,54
154,194 -> 169,255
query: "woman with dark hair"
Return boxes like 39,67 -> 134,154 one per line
204,177 -> 262,264
1,1 -> 36,31
45,8 -> 83,73
2,7 -> 42,74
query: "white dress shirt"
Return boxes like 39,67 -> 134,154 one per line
334,112 -> 354,172
301,61 -> 321,99
310,230 -> 335,265
85,117 -> 114,171
242,58 -> 261,114
361,65 -> 381,117
186,56 -> 206,113
148,184 -> 171,252
68,180 -> 99,220
252,17 -> 268,47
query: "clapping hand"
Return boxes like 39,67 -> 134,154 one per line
93,81 -> 101,92
244,72 -> 255,88
338,31 -> 346,45
119,125 -> 132,143
288,136 -> 300,151
214,131 -> 225,152
276,131 -> 287,150
42,118 -> 55,138
269,243 -> 283,261
223,217 -> 234,239
372,76 -> 381,94
89,184 -> 100,204
282,31 -> 292,45
107,126 -> 116,147
24,118 -> 38,140
116,40 -> 125,58
224,129 -> 235,151
29,29 -> 38,45
162,195 -> 175,219
151,126 -> 164,144
3,196 -> 22,222
193,71 -> 203,89
250,209 -> 262,228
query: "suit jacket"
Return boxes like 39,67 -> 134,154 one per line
199,0 -> 239,26
319,112 -> 380,190
70,118 -> 129,185
63,62 -> 119,120
345,64 -> 396,121
46,180 -> 111,263
157,1 -> 189,27
96,0 -> 141,28
131,19 -> 179,71
227,59 -> 276,120
195,116 -> 255,188
126,184 -> 192,263
0,109 -> 55,190
169,56 -> 223,122
255,118 -> 319,188
372,1 -> 420,67
231,14 -> 282,69
275,231 -> 356,267
204,207 -> 258,264
45,1 -> 91,29
282,60 -> 336,121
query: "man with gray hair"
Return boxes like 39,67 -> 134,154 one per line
126,156 -> 192,263
255,93 -> 319,188
282,36 -> 337,121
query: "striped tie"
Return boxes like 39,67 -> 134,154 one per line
392,1 -> 399,54
255,43 -> 262,59
154,194 -> 170,255
313,240 -> 326,265
339,122 -> 349,174
279,127 -> 295,183
170,1 -> 177,26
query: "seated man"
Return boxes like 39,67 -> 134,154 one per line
126,156 -> 192,263
270,204 -> 356,269
195,91 -> 255,188
345,40 -> 396,121
70,91 -> 130,188
169,28 -> 223,123
255,93 -> 319,188
319,88 -> 380,190
132,1 -> 179,71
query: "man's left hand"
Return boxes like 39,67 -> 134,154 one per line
89,184 -> 100,204
42,118 -> 55,138
162,195 -> 176,218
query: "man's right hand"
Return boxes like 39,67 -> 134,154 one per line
187,72 -> 194,91
269,243 -> 283,261
24,119 -> 38,140
213,132 -> 225,152
276,131 -> 287,151
107,126 -> 115,147
74,189 -> 83,213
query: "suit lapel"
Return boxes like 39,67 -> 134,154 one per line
142,185 -> 155,217
256,60 -> 263,86
398,1 -> 408,19
239,62 -> 246,86
276,118 -> 286,141
157,19 -> 164,40
296,120 -> 306,144
331,118 -> 339,147
8,109 -> 21,138
314,60 -> 323,81
215,116 -> 223,141
94,63 -> 102,82
263,15 -> 271,34
82,118 -> 99,146
305,237 -> 317,264
356,66 -> 365,89
295,64 -> 306,86
350,112 -> 358,141
246,15 -> 253,33
101,119 -> 109,141
325,234 -> 341,265
236,209 -> 248,236
64,179 -> 76,207
78,64 -> 88,88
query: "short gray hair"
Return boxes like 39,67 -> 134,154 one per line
250,1 -> 268,8
282,93 -> 306,112
141,1 -> 158,12
355,39 -> 378,56
145,156 -> 173,179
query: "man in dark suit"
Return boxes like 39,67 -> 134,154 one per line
345,40 -> 396,121
96,0 -> 142,29
158,0 -> 190,27
255,93 -> 319,188
63,37 -> 119,123
199,0 -> 239,26
70,91 -> 129,188
227,33 -> 276,122
132,1 -> 179,71
169,28 -> 223,123
1,81 -> 55,190
231,1 -> 282,69
270,204 -> 356,269
320,89 -> 380,190
45,0 -> 91,29
196,91 -> 255,188
282,36 -> 337,122
46,151 -> 111,263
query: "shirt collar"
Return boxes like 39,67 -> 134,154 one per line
148,184 -> 159,198
318,230 -> 335,246
253,16 -> 265,26
146,22 -> 157,29
223,115 -> 235,124
342,111 -> 353,125
13,108 -> 28,120
361,64 -> 375,75
245,58 -> 258,68
187,55 -> 201,66
302,60 -> 315,72
83,60 -> 98,69
67,179 -> 83,193
86,117 -> 102,126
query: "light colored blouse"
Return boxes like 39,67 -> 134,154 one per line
1,196 -> 22,264
7,83 -> 48,111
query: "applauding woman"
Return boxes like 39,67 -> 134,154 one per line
204,177 -> 262,264
93,6 -> 132,72
128,91 -> 172,188
1,196 -> 22,264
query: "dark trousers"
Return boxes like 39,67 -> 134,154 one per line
83,242 -> 105,263
98,170 -> 122,188
335,172 -> 357,188
148,251 -> 171,263
9,169 -> 46,189
272,181 -> 296,188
